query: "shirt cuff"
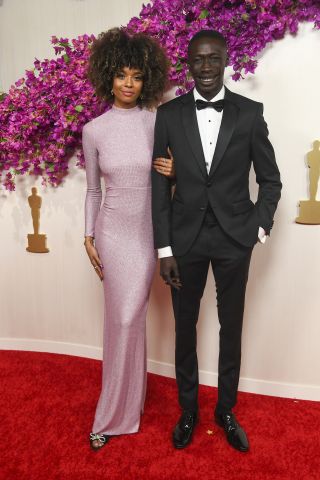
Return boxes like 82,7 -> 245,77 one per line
258,227 -> 267,244
158,246 -> 173,258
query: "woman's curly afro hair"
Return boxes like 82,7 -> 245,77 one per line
88,28 -> 170,108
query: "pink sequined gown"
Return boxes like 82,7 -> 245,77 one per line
83,105 -> 157,435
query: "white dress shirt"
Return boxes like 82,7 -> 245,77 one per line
194,86 -> 224,174
158,87 -> 266,259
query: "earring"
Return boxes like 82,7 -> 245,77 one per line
111,89 -> 114,95
140,94 -> 144,100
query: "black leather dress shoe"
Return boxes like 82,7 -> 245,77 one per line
173,410 -> 198,449
215,411 -> 249,452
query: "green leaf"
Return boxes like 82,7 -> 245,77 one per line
199,9 -> 209,19
65,113 -> 76,121
241,54 -> 250,62
59,41 -> 70,48
75,105 -> 84,113
175,61 -> 183,72
63,54 -> 70,64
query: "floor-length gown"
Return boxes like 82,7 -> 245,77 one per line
83,105 -> 157,435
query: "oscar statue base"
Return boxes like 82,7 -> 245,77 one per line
26,234 -> 49,253
296,200 -> 320,225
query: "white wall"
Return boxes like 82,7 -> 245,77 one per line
1,0 -> 320,400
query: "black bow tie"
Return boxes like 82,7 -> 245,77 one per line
195,99 -> 225,112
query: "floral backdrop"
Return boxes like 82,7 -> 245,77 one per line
0,0 -> 319,190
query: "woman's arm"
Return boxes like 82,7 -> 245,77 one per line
83,124 -> 104,280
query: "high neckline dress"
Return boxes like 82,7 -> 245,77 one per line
83,105 -> 157,435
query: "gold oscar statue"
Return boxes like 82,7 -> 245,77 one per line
26,187 -> 49,253
296,140 -> 320,225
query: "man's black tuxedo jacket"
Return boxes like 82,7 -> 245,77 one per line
152,88 -> 282,256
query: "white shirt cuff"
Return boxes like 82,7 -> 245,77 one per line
158,246 -> 173,258
258,227 -> 267,244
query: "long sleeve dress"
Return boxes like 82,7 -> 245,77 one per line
83,105 -> 157,435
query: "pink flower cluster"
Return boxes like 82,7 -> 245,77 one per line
0,0 -> 319,190
127,0 -> 320,89
0,35 -> 106,190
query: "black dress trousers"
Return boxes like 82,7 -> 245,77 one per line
171,208 -> 253,414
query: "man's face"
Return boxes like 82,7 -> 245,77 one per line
188,37 -> 227,100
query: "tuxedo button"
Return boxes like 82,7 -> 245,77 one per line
207,181 -> 212,187
199,207 -> 206,211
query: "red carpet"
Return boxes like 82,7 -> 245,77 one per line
0,351 -> 319,480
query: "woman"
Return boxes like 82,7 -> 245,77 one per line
83,28 -> 173,451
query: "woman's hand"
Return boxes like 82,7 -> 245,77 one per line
84,236 -> 104,281
153,147 -> 175,179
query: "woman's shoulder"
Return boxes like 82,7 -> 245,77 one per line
142,107 -> 157,116
141,108 -> 157,123
83,110 -> 111,133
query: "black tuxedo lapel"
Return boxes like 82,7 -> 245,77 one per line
181,92 -> 208,178
209,91 -> 239,178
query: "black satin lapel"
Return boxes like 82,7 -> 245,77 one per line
209,100 -> 238,177
181,99 -> 208,178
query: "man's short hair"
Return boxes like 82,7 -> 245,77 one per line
188,30 -> 227,56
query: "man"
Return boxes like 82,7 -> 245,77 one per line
152,30 -> 282,452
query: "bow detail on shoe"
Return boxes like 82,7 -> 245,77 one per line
90,433 -> 107,444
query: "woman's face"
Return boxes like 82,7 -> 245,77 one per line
112,67 -> 143,108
